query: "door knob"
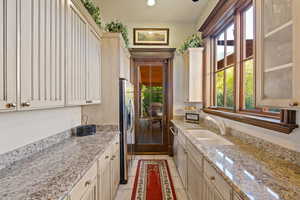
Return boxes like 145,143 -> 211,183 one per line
6,103 -> 16,108
21,102 -> 31,107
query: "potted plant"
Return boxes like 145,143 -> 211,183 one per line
178,34 -> 203,54
81,0 -> 102,27
105,21 -> 129,47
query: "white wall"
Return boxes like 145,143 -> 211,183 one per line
0,107 -> 81,155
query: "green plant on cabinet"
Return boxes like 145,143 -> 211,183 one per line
105,21 -> 129,47
81,0 -> 102,27
178,34 -> 203,54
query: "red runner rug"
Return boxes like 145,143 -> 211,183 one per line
131,160 -> 177,200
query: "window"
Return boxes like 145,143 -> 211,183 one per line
212,4 -> 279,117
214,24 -> 235,109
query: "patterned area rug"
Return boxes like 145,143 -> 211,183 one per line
131,160 -> 177,200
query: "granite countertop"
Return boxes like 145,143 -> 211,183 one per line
171,119 -> 300,200
0,131 -> 118,200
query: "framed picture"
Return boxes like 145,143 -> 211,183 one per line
133,28 -> 169,45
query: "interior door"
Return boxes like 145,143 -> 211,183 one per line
134,60 -> 169,153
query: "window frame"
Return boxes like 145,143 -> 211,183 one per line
210,1 -> 280,119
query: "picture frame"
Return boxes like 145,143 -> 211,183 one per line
133,28 -> 169,45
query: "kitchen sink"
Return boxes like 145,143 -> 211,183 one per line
186,130 -> 233,145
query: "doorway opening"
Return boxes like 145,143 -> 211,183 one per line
130,48 -> 175,154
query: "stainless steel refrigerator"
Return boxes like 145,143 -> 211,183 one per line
119,78 -> 135,184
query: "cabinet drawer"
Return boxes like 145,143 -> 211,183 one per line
204,159 -> 232,200
70,162 -> 98,200
186,140 -> 203,167
98,147 -> 112,171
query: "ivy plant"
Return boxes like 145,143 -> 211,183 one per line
81,0 -> 102,27
178,34 -> 203,54
105,21 -> 129,47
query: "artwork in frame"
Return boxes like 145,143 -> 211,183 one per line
134,28 -> 169,45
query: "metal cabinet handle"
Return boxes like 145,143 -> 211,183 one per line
21,102 -> 31,107
6,103 -> 17,108
105,155 -> 109,159
85,180 -> 91,187
170,127 -> 177,136
210,176 -> 216,181
86,100 -> 93,104
289,102 -> 299,107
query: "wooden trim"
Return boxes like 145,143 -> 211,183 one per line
203,108 -> 298,134
133,28 -> 169,46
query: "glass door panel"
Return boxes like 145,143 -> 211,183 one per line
137,65 -> 164,145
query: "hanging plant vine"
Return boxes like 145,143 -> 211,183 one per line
81,0 -> 102,27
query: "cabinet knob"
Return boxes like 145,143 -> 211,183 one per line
111,155 -> 116,160
86,100 -> 93,104
210,176 -> 216,181
21,102 -> 31,107
289,102 -> 299,107
105,155 -> 109,159
85,180 -> 91,187
6,103 -> 16,108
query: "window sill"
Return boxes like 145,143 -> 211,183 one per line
203,108 -> 298,134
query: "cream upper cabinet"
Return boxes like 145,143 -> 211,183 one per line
0,0 -> 17,112
66,1 -> 102,106
256,0 -> 300,108
19,0 -> 65,110
183,48 -> 204,103
66,5 -> 87,106
86,28 -> 101,104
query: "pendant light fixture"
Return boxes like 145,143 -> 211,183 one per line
147,0 -> 156,6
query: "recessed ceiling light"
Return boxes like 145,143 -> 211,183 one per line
147,0 -> 156,6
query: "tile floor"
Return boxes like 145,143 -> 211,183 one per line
114,155 -> 189,200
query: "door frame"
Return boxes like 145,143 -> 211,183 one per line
129,48 -> 175,155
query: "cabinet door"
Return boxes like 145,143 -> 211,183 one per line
111,143 -> 120,199
66,5 -> 87,105
80,178 -> 97,200
177,142 -> 187,189
0,0 -> 17,111
19,0 -> 65,110
86,27 -> 101,104
187,153 -> 203,200
256,0 -> 300,108
202,175 -> 226,200
99,154 -> 111,200
173,136 -> 179,168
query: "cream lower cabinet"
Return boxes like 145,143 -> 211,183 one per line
0,0 -> 17,112
110,140 -> 120,198
98,136 -> 120,200
176,131 -> 188,189
69,162 -> 98,200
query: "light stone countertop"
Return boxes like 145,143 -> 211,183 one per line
0,131 -> 118,200
171,119 -> 300,200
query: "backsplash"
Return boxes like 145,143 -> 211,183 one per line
0,130 -> 71,169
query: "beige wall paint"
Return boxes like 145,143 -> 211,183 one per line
0,107 -> 81,154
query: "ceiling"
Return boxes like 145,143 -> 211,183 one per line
94,0 -> 212,24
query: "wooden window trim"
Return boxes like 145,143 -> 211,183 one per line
200,0 -> 298,134
203,108 -> 298,134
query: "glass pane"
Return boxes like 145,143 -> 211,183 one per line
243,59 -> 255,109
216,71 -> 224,107
226,24 -> 235,66
216,33 -> 225,70
244,6 -> 254,58
264,0 -> 292,34
225,67 -> 234,108
264,67 -> 292,99
138,65 -> 164,145
264,24 -> 293,69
